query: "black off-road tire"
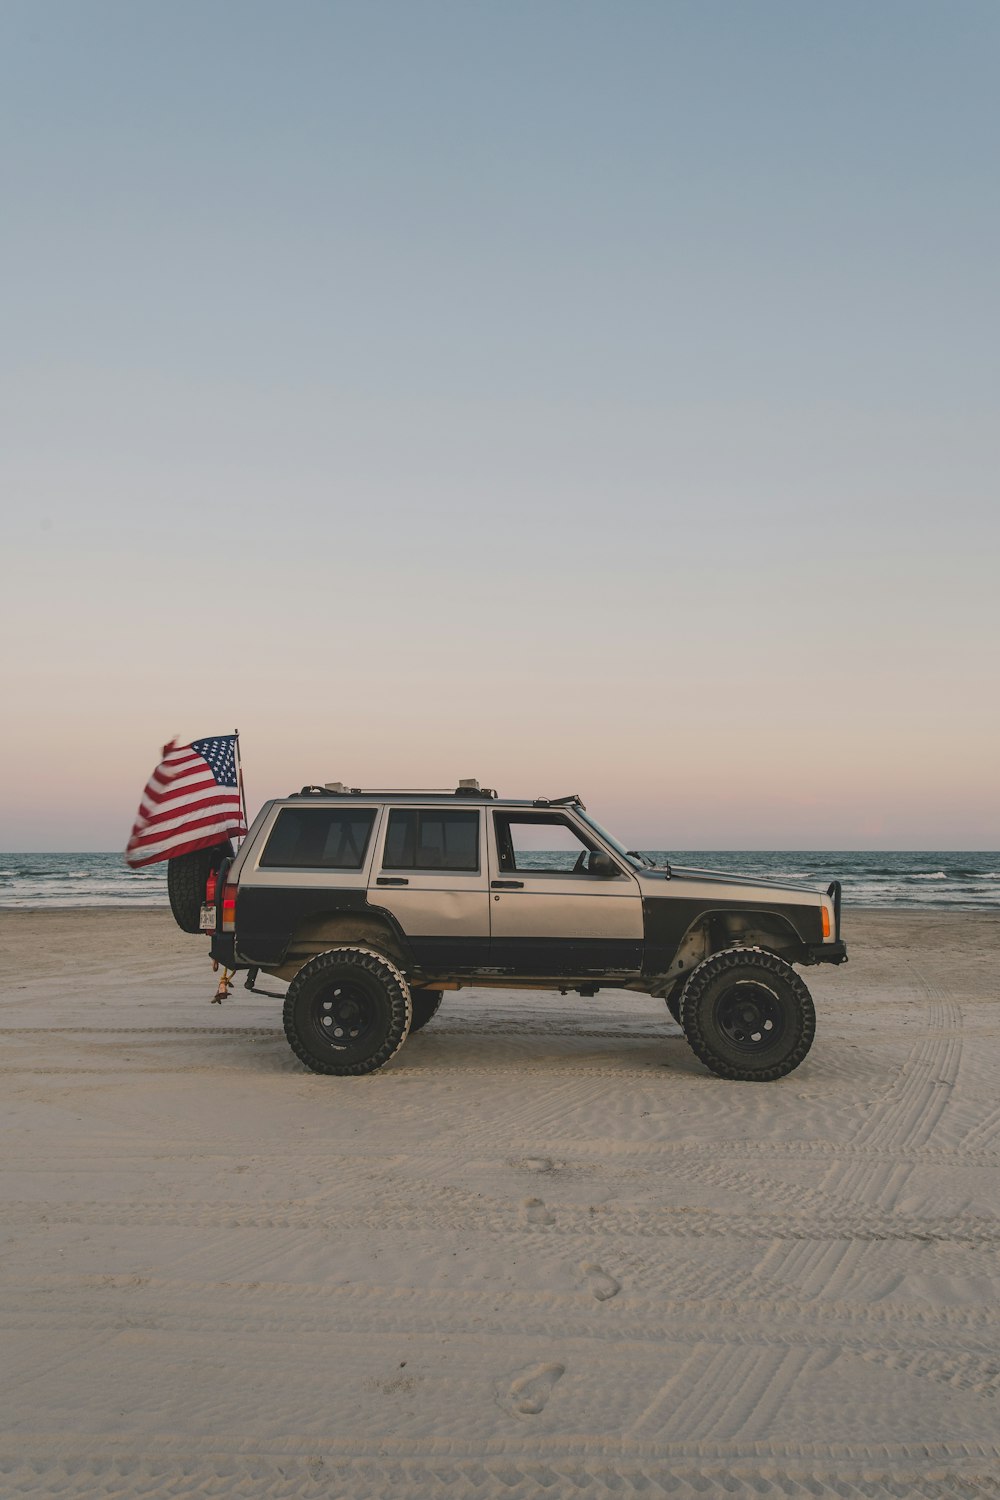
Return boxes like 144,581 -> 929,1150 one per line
409,989 -> 443,1033
679,946 -> 815,1082
283,946 -> 411,1076
166,841 -> 233,934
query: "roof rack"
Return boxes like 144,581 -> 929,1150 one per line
532,792 -> 586,810
292,780 -> 498,800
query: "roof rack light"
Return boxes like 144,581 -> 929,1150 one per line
455,779 -> 496,799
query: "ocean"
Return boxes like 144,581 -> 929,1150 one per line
0,850 -> 998,911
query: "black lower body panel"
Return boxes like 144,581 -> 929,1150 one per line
233,887 -> 371,965
487,937 -> 642,977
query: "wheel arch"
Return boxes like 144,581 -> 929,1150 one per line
650,906 -> 811,989
703,907 -> 809,962
264,903 -> 412,982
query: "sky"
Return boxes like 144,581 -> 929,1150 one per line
1,0 -> 997,851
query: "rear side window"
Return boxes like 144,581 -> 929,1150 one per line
259,808 -> 377,870
383,809 -> 479,871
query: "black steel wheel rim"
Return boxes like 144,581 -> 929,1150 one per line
308,979 -> 379,1052
714,980 -> 785,1052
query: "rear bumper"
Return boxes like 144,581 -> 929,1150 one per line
209,934 -> 239,968
804,940 -> 848,965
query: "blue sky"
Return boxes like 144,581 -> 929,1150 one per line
1,1 -> 998,849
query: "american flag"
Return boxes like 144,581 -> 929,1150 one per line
125,735 -> 247,868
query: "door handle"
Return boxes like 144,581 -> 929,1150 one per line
376,876 -> 409,886
491,879 -> 524,889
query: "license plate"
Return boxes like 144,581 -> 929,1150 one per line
200,903 -> 216,931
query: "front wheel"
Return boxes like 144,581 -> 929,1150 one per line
679,947 -> 815,1081
283,947 -> 411,1076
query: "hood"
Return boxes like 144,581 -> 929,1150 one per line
641,862 -> 824,897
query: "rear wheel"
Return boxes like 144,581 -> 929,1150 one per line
679,947 -> 815,1081
409,989 -> 443,1033
283,947 -> 411,1076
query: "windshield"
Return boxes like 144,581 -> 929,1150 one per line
576,810 -> 657,870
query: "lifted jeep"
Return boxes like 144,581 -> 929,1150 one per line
172,781 -> 846,1081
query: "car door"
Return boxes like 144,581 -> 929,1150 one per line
487,809 -> 643,975
367,804 -> 491,970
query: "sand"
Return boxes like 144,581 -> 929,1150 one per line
1,907 -> 999,1499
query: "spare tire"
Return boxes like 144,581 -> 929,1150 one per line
167,841 -> 234,934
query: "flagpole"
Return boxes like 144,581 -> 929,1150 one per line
234,729 -> 247,846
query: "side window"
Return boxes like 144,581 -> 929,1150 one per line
259,808 -> 377,870
383,809 -> 480,871
494,814 -> 599,874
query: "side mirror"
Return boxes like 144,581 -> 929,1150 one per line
588,850 -> 619,878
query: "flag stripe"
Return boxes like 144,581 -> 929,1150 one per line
156,751 -> 202,772
150,756 -> 203,783
137,795 -> 243,832
127,827 -> 245,868
143,770 -> 222,803
130,818 -> 247,863
131,802 -> 244,846
138,785 -> 242,821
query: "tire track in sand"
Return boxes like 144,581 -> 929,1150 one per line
2,1450 -> 999,1499
631,963 -> 968,1443
5,1196 -> 996,1245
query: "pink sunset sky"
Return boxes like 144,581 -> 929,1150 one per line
1,3 -> 997,852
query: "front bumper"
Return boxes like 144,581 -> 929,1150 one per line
804,940 -> 848,965
804,878 -> 848,963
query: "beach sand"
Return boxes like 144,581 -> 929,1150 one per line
1,908 -> 999,1498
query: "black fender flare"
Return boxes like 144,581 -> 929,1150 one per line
361,900 -> 415,968
267,899 -> 415,969
644,898 -> 817,977
690,906 -> 812,960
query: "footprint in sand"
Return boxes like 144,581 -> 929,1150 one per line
582,1262 -> 621,1300
520,1196 -> 553,1225
502,1361 -> 565,1415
